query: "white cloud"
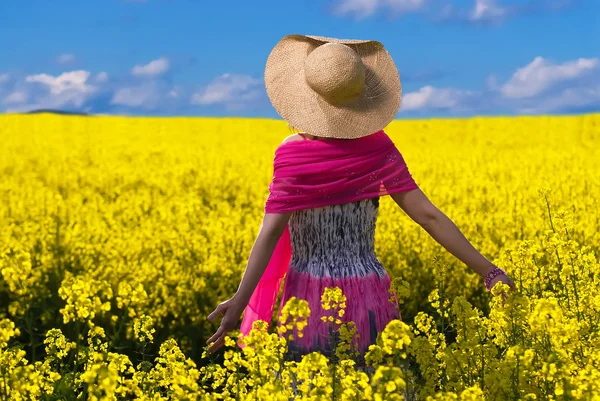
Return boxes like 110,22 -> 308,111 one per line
334,0 -> 426,18
501,57 -> 599,98
26,70 -> 95,96
399,56 -> 600,114
469,0 -> 506,22
110,81 -> 177,109
486,74 -> 499,91
112,86 -> 157,107
401,85 -> 474,111
517,85 -> 600,114
191,73 -> 262,108
23,70 -> 97,109
131,57 -> 169,78
57,53 -> 76,65
0,73 -> 9,85
2,91 -> 28,105
331,0 -> 576,24
110,80 -> 180,110
95,72 -> 109,83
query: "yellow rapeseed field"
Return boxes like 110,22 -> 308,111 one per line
1,113 -> 599,400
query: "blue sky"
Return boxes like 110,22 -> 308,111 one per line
0,0 -> 598,118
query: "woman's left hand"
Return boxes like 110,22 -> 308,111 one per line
489,273 -> 517,306
206,294 -> 247,353
489,274 -> 516,292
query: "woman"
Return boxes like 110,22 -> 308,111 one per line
206,35 -> 515,369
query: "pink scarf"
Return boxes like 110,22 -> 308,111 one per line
238,130 -> 418,344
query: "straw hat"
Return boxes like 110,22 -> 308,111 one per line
264,34 -> 401,140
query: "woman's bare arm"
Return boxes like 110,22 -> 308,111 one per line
232,135 -> 300,303
206,212 -> 291,353
390,189 -> 496,278
233,212 -> 292,304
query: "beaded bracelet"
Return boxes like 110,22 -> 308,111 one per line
484,267 -> 507,291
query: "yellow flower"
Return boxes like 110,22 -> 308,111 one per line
2,113 -> 600,399
133,314 -> 156,343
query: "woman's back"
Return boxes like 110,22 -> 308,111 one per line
277,142 -> 401,368
287,198 -> 383,278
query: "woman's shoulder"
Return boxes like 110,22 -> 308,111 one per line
282,133 -> 306,144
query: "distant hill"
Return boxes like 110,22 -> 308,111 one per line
26,109 -> 89,116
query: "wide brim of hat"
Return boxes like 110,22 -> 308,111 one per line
264,34 -> 401,139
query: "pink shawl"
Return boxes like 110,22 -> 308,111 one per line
238,130 -> 418,344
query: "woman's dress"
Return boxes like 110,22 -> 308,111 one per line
276,180 -> 401,369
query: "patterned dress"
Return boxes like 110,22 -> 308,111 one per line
275,135 -> 401,371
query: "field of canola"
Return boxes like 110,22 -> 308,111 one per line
0,113 -> 599,400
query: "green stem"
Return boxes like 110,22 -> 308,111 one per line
2,367 -> 8,401
65,320 -> 81,368
331,305 -> 338,401
544,195 -> 555,233
26,310 -> 37,363
460,305 -> 473,387
513,356 -> 520,401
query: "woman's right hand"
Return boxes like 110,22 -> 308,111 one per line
205,294 -> 247,353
